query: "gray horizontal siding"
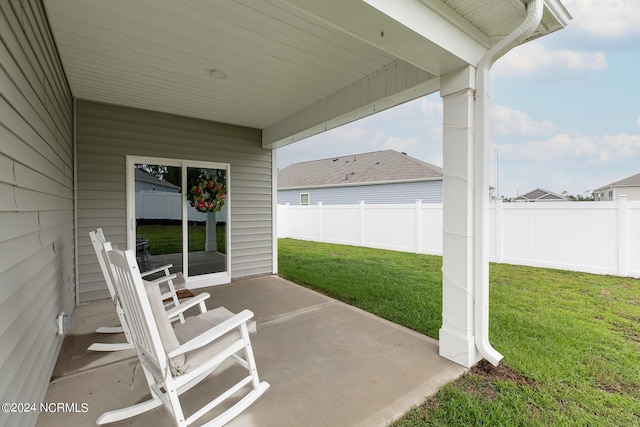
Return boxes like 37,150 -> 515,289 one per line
278,180 -> 442,205
76,100 -> 273,302
0,1 -> 74,426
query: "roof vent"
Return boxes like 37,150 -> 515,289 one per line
401,152 -> 407,155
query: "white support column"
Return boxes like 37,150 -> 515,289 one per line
438,66 -> 482,367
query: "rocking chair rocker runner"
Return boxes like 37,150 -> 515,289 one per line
88,228 -> 210,351
98,247 -> 269,426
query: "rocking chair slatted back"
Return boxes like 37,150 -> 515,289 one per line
88,228 -> 211,353
89,229 -> 117,301
105,245 -> 167,374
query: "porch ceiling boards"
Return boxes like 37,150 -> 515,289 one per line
43,0 -> 569,147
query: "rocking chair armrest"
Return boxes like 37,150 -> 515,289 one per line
165,292 -> 210,319
168,309 -> 254,357
151,274 -> 178,285
140,264 -> 174,277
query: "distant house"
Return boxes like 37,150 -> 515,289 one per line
277,150 -> 442,205
512,188 -> 566,202
593,172 -> 640,201
134,169 -> 228,222
135,169 -> 180,193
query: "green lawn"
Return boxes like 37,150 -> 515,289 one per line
278,238 -> 640,426
136,224 -> 226,255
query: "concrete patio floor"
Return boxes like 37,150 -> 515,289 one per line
37,275 -> 466,427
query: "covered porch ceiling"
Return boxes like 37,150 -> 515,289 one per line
43,0 -> 570,148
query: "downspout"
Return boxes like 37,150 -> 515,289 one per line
475,0 -> 544,365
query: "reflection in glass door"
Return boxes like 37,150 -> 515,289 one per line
128,157 -> 230,288
134,163 -> 183,276
185,166 -> 227,277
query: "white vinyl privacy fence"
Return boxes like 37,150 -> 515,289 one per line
278,197 -> 640,278
135,191 -> 227,223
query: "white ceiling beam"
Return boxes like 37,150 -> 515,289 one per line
362,0 -> 490,65
262,60 -> 439,148
281,0 -> 486,76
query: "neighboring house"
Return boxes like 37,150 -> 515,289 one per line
135,169 -> 180,193
593,172 -> 640,201
278,150 -> 442,205
1,2 -> 569,421
512,188 -> 566,202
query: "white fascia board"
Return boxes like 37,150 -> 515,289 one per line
263,60 -> 440,149
543,0 -> 572,28
364,0 -> 489,63
278,176 -> 443,191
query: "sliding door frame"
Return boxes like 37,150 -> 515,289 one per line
126,155 -> 231,288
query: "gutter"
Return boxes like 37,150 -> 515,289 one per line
474,0 -> 544,366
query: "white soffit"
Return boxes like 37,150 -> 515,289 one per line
43,0 -> 569,148
44,0 -> 403,130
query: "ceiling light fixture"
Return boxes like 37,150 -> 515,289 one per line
209,69 -> 227,79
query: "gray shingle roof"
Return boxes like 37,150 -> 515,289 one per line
512,188 -> 565,201
596,172 -> 640,190
135,169 -> 180,190
277,150 -> 442,189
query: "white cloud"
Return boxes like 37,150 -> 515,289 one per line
496,132 -> 640,197
637,115 -> 640,128
420,97 -> 443,117
490,105 -> 556,137
562,0 -> 640,38
331,125 -> 385,144
277,124 -> 392,169
383,136 -> 420,153
494,41 -> 606,76
600,133 -> 640,160
498,132 -> 640,162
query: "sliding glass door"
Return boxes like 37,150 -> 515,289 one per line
185,165 -> 227,278
127,156 -> 230,288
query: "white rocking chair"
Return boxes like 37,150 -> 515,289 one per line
88,228 -> 210,351
98,246 -> 269,426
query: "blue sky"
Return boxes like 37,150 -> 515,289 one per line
277,0 -> 640,199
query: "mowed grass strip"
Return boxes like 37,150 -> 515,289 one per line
278,238 -> 640,426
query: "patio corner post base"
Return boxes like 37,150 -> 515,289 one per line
438,328 -> 482,368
